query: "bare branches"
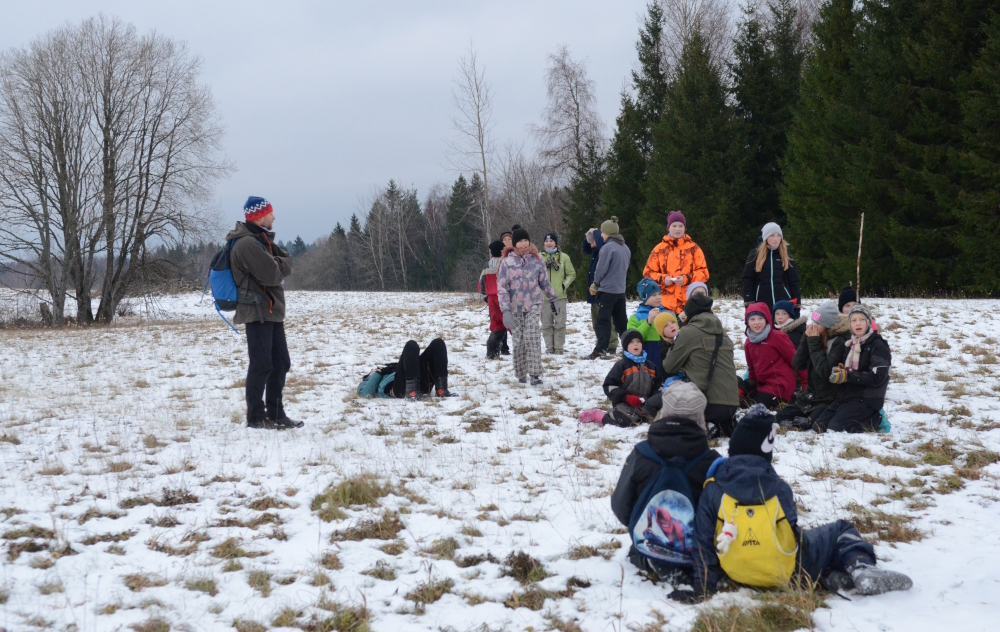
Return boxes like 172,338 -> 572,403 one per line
446,44 -> 495,241
533,45 -> 605,179
660,0 -> 734,71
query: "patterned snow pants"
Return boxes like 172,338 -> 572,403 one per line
509,306 -> 543,379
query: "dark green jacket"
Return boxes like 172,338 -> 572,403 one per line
225,222 -> 292,324
661,311 -> 739,407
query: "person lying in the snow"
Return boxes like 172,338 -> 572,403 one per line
579,330 -> 662,427
610,381 -> 722,580
670,405 -> 912,603
627,278 -> 667,368
740,302 -> 797,408
777,301 -> 851,428
357,338 -> 455,400
812,303 -> 891,433
773,300 -> 808,390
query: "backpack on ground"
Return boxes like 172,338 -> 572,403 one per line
628,442 -> 712,578
201,238 -> 261,332
704,460 -> 799,587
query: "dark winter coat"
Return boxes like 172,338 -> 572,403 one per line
226,222 -> 292,324
661,311 -> 740,407
792,314 -> 852,408
744,303 -> 798,402
610,417 -> 721,526
603,355 -> 662,406
835,332 -> 892,411
741,247 -> 800,310
692,455 -> 799,593
776,315 -> 808,388
582,232 -> 608,305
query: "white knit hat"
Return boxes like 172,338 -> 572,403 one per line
761,222 -> 783,242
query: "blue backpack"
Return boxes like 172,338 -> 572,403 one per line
202,239 -> 256,332
628,442 -> 712,577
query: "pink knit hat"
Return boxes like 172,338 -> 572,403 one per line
667,210 -> 686,227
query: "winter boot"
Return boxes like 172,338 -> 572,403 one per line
500,331 -> 511,355
585,350 -> 605,360
791,416 -> 813,431
274,414 -> 305,430
404,379 -> 422,400
247,412 -> 275,430
518,376 -> 528,384
486,331 -> 502,360
530,376 -> 543,386
578,409 -> 605,425
848,563 -> 912,596
819,569 -> 855,593
434,376 -> 455,398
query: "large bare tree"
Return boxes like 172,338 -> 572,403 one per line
533,45 -> 604,179
447,45 -> 496,241
660,0 -> 734,71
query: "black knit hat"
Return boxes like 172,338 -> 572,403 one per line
544,231 -> 558,245
620,329 -> 644,350
728,404 -> 779,463
683,293 -> 714,320
512,227 -> 530,245
839,285 -> 858,312
489,240 -> 504,257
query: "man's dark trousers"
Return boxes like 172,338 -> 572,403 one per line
246,321 -> 291,422
593,291 -> 627,355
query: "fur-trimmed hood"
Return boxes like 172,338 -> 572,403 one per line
776,314 -> 808,333
828,313 -> 852,337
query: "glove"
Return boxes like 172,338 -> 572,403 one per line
502,309 -> 513,330
550,301 -> 560,316
830,363 -> 848,384
625,394 -> 643,408
668,588 -> 705,604
589,283 -> 598,296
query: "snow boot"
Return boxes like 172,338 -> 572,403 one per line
791,416 -> 813,431
848,563 -> 913,596
578,409 -> 605,425
247,413 -> 275,430
273,414 -> 304,430
486,331 -> 503,360
404,379 -> 422,400
819,569 -> 855,593
518,376 -> 528,384
434,376 -> 454,398
530,376 -> 543,386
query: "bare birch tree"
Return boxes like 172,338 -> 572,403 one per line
533,45 -> 604,179
660,0 -> 734,71
447,44 -> 495,241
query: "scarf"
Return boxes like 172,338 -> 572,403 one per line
623,350 -> 647,364
845,328 -> 874,371
747,324 -> 771,344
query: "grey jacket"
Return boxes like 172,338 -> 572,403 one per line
593,235 -> 631,295
225,222 -> 292,324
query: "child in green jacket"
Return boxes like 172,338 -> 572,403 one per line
541,232 -> 576,354
627,278 -> 666,367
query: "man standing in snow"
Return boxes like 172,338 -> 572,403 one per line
226,196 -> 303,430
588,216 -> 631,360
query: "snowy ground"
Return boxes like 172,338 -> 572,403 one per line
1,291 -> 999,632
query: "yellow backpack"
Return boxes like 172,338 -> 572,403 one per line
708,487 -> 799,587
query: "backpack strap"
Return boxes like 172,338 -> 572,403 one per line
703,456 -> 728,486
702,334 -> 724,395
634,441 -> 666,467
682,449 -> 714,474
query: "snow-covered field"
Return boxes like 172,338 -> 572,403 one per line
1,291 -> 999,632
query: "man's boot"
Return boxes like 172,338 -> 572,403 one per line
247,411 -> 275,430
434,376 -> 455,397
274,414 -> 305,430
404,378 -> 422,400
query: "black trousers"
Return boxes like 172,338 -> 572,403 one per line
486,330 -> 509,359
391,338 -> 448,397
799,520 -> 875,581
776,401 -> 830,425
593,291 -> 628,355
814,400 -> 880,433
706,404 -> 738,437
245,321 -> 291,422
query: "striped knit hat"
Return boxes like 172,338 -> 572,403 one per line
244,196 -> 273,222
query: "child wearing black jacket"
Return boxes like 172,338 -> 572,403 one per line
671,406 -> 912,603
579,330 -> 662,427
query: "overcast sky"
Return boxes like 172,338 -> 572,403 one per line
1,1 -> 650,242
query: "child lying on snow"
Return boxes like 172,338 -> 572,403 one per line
579,330 -> 662,427
669,405 -> 912,603
740,302 -> 797,408
627,278 -> 667,368
610,381 -> 722,580
357,339 -> 455,400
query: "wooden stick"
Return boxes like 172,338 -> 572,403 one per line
856,213 -> 865,299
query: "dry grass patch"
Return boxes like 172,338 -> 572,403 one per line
271,607 -> 302,628
80,530 -> 135,546
247,496 -> 291,511
567,539 -> 622,560
211,537 -> 268,560
377,539 -> 407,555
876,454 -> 917,468
464,413 -> 495,433
184,575 -> 219,596
917,439 -> 960,465
78,507 -> 126,525
584,437 -> 620,464
838,443 -> 872,460
129,616 -> 170,632
501,550 -> 549,584
247,569 -> 272,597
0,434 -> 20,445
361,559 -> 397,581
119,487 -> 198,509
123,573 -> 168,592
848,503 -> 923,543
405,576 -> 454,606
319,550 -> 342,570
422,536 -> 460,560
311,473 -> 395,522
966,449 -> 1000,469
232,618 -> 267,632
690,588 -> 825,632
330,510 -> 403,542
309,597 -> 371,632
455,552 -> 500,568
906,403 -> 941,414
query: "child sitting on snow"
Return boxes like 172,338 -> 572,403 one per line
652,311 -> 679,364
579,330 -> 662,427
670,405 -> 912,603
627,278 -> 667,368
740,302 -> 797,408
773,300 -> 808,390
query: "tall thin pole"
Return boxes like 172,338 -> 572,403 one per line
856,213 -> 865,299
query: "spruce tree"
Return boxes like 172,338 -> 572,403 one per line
643,29 -> 745,290
290,236 -> 307,257
603,2 -> 670,288
562,137 -> 607,298
444,175 -> 479,288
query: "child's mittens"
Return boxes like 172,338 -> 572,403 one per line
550,301 -> 560,316
625,394 -> 644,408
716,521 -> 737,555
829,363 -> 848,384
